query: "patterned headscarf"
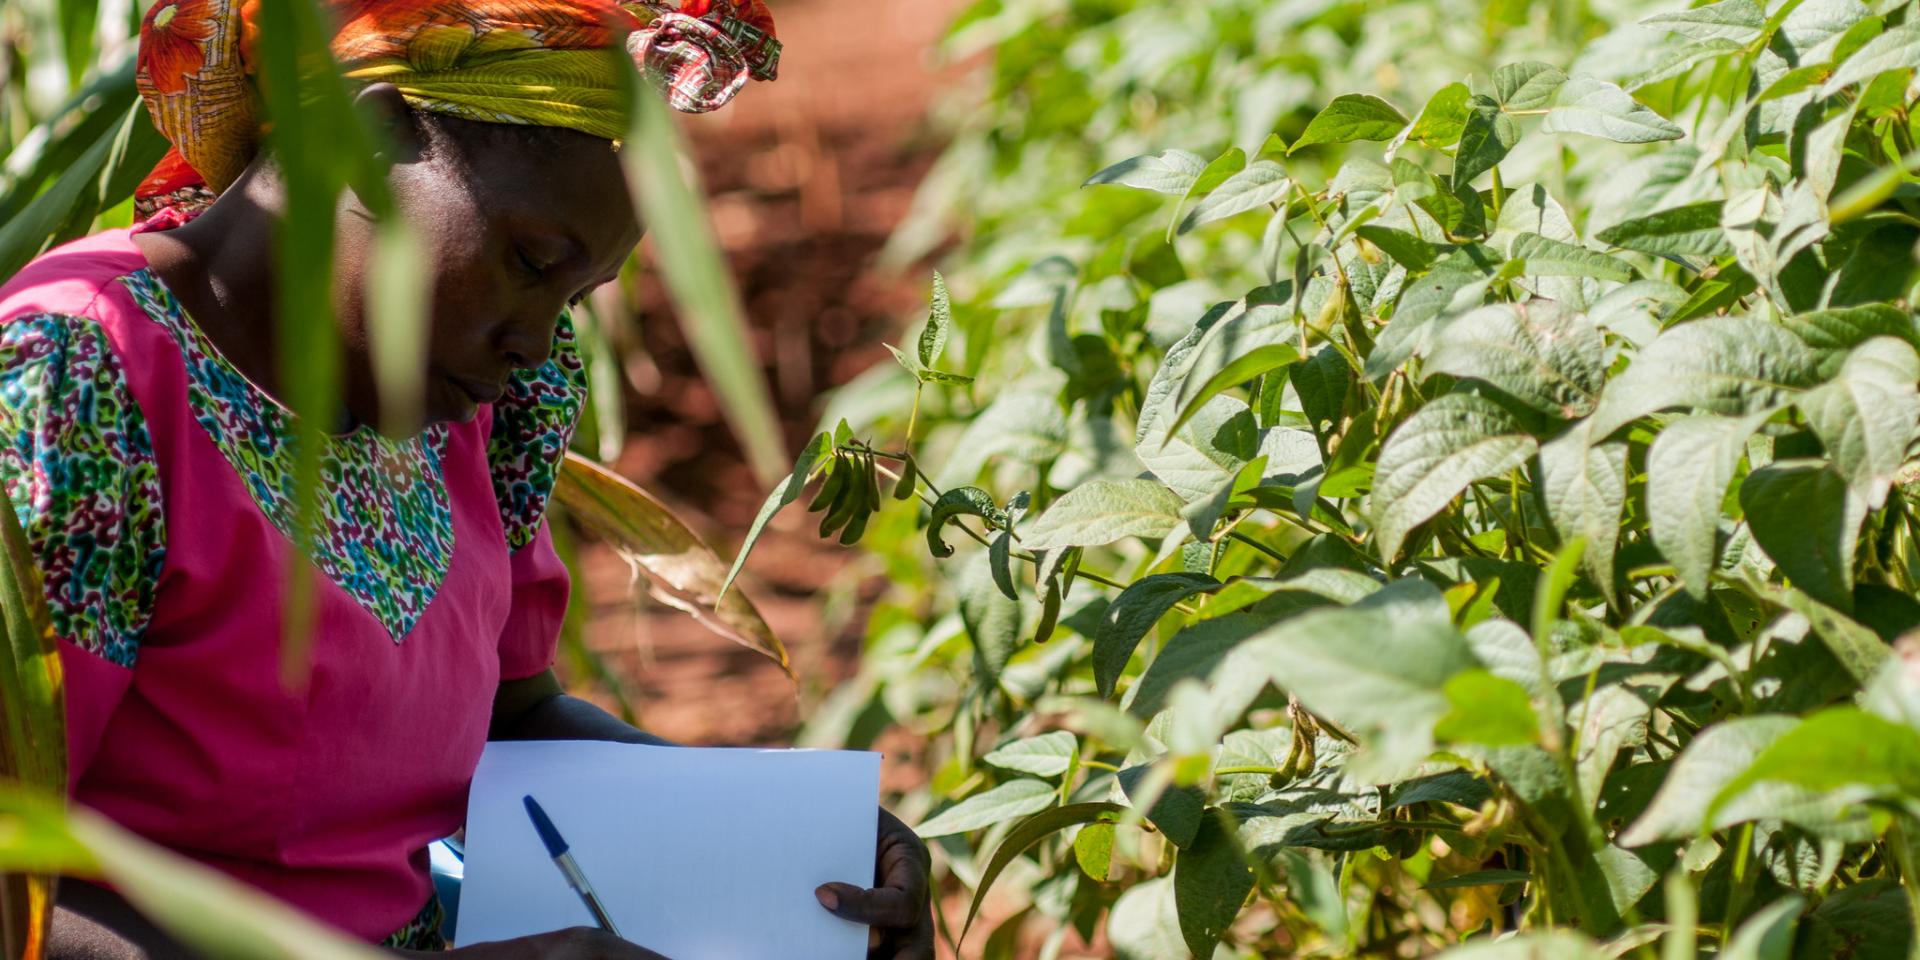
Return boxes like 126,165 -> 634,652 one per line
134,0 -> 778,215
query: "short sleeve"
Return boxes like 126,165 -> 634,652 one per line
0,313 -> 166,780
487,312 -> 586,678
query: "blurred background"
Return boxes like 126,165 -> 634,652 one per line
559,0 -> 965,756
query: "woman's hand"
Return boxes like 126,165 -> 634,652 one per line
814,808 -> 936,960
443,928 -> 672,960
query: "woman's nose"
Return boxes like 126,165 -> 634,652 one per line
497,313 -> 558,371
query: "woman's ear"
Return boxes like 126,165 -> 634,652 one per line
352,82 -> 423,163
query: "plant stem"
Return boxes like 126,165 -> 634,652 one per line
1723,822 -> 1757,936
1229,530 -> 1287,563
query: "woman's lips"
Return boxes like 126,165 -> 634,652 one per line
449,374 -> 507,406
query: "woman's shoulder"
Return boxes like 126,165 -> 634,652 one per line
0,228 -> 149,325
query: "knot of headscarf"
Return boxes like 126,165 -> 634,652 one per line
133,0 -> 779,217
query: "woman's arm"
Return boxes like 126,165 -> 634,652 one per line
50,881 -> 193,960
489,669 -> 672,745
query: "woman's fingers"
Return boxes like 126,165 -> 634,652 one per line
814,882 -> 921,929
874,808 -> 931,901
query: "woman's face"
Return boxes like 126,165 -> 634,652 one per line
334,112 -> 643,435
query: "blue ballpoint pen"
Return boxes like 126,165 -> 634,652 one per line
523,794 -> 623,938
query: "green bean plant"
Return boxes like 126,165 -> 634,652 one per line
734,1 -> 1920,955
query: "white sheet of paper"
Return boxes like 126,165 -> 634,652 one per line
457,740 -> 880,959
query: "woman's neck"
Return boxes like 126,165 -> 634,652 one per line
131,162 -> 287,401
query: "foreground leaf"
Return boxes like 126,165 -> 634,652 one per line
1422,301 -> 1606,419
1372,393 -> 1540,561
720,432 -> 832,598
557,454 -> 790,677
1292,94 -> 1409,151
1536,424 -> 1628,603
1022,479 -> 1187,550
1587,316 -> 1818,437
1594,202 -> 1735,259
1621,715 -> 1799,845
1180,160 -> 1290,233
959,802 -> 1122,943
1174,816 -> 1255,959
0,464 -> 62,960
1709,708 -> 1920,828
983,731 -> 1080,778
1247,581 -> 1478,772
1541,75 -> 1684,143
1740,461 -> 1865,611
1797,337 -> 1920,509
1646,412 -> 1771,598
917,779 -> 1059,838
1094,573 -> 1222,698
1085,149 -> 1210,195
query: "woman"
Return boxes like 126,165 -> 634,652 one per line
0,1 -> 934,956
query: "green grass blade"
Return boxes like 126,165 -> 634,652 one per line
617,71 -> 787,486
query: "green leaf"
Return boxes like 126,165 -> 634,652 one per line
1541,75 -> 1685,143
1620,716 -> 1800,845
983,731 -> 1080,778
1291,94 -> 1410,151
621,80 -> 788,485
1422,301 -> 1606,419
928,485 -> 1006,558
1782,305 -> 1920,375
1431,931 -> 1610,958
1509,232 -> 1634,282
1107,877 -> 1186,960
1356,225 -> 1437,271
559,454 -> 789,676
1085,149 -> 1210,195
1627,38 -> 1747,90
1180,160 -> 1290,233
1642,0 -> 1766,41
1169,148 -> 1249,241
1647,412 -> 1772,598
1710,708 -> 1920,827
1074,821 -> 1116,881
1536,423 -> 1629,604
0,105 -> 122,280
1819,23 -> 1920,96
1454,95 -> 1520,187
1594,202 -> 1736,259
1372,392 -> 1541,561
1117,765 -> 1206,848
1720,895 -> 1804,960
1797,337 -> 1920,509
1246,580 -> 1478,772
958,801 -> 1123,942
0,787 -> 385,960
960,551 -> 1024,681
1741,461 -> 1866,611
720,432 -> 833,598
1798,879 -> 1915,960
1094,573 -> 1223,698
1587,317 -> 1820,437
916,779 -> 1059,839
1169,343 -> 1301,439
1754,579 -> 1891,688
918,271 -> 953,368
1433,670 -> 1540,746
1400,82 -> 1473,149
1173,815 -> 1256,960
1492,62 -> 1570,110
1022,479 -> 1187,550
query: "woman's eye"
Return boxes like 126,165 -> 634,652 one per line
514,247 -> 549,278
567,292 -> 587,307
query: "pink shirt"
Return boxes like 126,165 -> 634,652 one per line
0,228 -> 578,942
